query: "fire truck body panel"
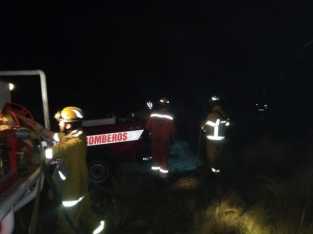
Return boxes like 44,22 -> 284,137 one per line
0,167 -> 42,221
0,77 -> 47,232
83,118 -> 149,184
84,120 -> 147,161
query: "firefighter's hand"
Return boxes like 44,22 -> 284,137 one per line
39,128 -> 54,142
44,147 -> 53,161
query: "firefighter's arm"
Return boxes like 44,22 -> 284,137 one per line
18,115 -> 54,141
45,137 -> 80,161
200,120 -> 207,133
54,138 -> 80,158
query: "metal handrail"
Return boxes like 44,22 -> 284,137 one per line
0,70 -> 50,129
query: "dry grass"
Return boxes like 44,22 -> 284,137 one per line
195,193 -> 270,234
195,169 -> 313,234
89,153 -> 313,234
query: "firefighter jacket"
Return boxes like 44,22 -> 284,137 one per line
52,129 -> 89,201
201,111 -> 229,142
199,111 -> 229,173
145,110 -> 175,142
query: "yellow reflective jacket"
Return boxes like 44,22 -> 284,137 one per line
52,129 -> 89,201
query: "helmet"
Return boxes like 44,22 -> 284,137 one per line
209,95 -> 221,103
159,97 -> 170,105
209,95 -> 222,106
54,106 -> 84,123
208,95 -> 224,112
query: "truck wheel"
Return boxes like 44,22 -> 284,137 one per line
89,161 -> 111,184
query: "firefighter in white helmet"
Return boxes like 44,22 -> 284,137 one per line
145,98 -> 175,177
199,96 -> 230,176
46,106 -> 105,234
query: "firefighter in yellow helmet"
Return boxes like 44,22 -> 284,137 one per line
49,106 -> 105,234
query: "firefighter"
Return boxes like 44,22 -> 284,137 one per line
199,96 -> 230,176
45,106 -> 105,234
145,97 -> 175,177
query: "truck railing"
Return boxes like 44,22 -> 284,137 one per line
0,167 -> 43,221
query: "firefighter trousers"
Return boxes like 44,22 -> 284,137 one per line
151,139 -> 169,171
204,141 -> 222,170
55,195 -> 101,234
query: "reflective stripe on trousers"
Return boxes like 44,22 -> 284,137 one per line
93,220 -> 106,234
62,196 -> 84,208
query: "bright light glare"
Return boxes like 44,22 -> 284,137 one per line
207,135 -> 224,141
160,168 -> 169,174
211,96 -> 220,101
58,170 -> 67,181
205,120 -> 217,127
205,119 -> 225,141
72,109 -> 83,118
8,83 -> 15,91
62,196 -> 84,208
160,99 -> 170,104
151,166 -> 160,171
150,113 -> 174,120
146,101 -> 153,110
53,133 -> 60,143
93,220 -> 106,234
211,167 -> 221,174
45,148 -> 53,160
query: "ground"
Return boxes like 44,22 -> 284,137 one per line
13,138 -> 313,234
14,140 -> 204,234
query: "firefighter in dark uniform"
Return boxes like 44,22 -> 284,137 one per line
199,96 -> 230,177
45,107 -> 105,234
145,98 -> 175,177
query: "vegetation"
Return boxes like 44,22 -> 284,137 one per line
195,169 -> 313,234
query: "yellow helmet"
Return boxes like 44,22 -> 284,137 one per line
54,106 -> 84,123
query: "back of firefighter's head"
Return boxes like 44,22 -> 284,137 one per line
159,97 -> 170,109
54,106 -> 83,132
208,96 -> 223,113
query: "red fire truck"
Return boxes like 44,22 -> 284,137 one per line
0,103 -> 44,234
0,71 -> 49,234
83,116 -> 150,184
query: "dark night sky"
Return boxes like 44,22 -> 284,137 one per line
0,0 -> 312,123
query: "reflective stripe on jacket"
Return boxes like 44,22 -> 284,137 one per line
52,129 -> 89,201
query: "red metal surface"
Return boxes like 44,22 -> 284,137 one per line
2,103 -> 34,124
84,120 -> 147,160
0,103 -> 35,193
7,132 -> 17,176
0,130 -> 18,193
